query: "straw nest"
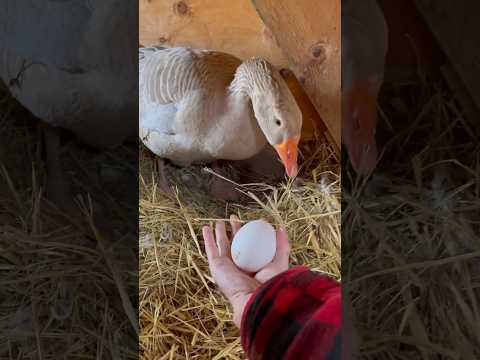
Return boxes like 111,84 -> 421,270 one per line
0,87 -> 138,358
343,79 -> 480,358
139,138 -> 341,358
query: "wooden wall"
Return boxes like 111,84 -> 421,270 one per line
414,0 -> 480,119
139,0 -> 288,66
378,0 -> 445,83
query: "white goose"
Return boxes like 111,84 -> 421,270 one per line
0,0 -> 137,209
139,46 -> 303,190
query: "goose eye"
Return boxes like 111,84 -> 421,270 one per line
275,118 -> 282,127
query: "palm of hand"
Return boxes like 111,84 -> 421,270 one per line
208,255 -> 259,302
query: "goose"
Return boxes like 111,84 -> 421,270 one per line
0,0 -> 137,211
342,0 -> 388,176
139,46 -> 303,194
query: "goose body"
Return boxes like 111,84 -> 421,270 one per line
0,0 -> 137,148
139,46 -> 302,176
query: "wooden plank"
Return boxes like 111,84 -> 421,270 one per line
250,0 -> 341,151
414,0 -> 466,59
281,69 -> 328,141
139,0 -> 288,67
378,0 -> 446,84
414,0 -> 480,113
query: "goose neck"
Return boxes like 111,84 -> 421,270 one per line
228,58 -> 277,102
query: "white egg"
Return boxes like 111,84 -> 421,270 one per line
231,219 -> 276,273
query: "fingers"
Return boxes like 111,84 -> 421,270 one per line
229,214 -> 241,237
202,226 -> 219,262
203,218 -> 235,260
270,227 -> 290,271
215,221 -> 230,257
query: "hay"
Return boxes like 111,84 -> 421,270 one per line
0,88 -> 138,358
343,78 -> 480,359
139,139 -> 341,358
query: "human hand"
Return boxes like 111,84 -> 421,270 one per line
202,215 -> 290,327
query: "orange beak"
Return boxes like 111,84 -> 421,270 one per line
275,137 -> 299,178
342,81 -> 380,176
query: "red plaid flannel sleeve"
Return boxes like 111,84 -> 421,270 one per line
240,266 -> 341,360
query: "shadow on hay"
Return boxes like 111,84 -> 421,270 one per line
0,87 -> 139,358
342,74 -> 480,358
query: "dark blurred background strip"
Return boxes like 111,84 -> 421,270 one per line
343,0 -> 480,358
0,1 -> 139,358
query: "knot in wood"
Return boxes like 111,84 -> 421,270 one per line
310,43 -> 327,64
280,68 -> 291,77
174,1 -> 189,16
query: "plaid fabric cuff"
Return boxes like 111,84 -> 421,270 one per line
240,266 -> 341,360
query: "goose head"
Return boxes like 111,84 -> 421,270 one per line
238,59 -> 303,177
342,79 -> 380,176
342,0 -> 388,176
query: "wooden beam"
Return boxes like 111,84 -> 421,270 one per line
251,0 -> 341,152
281,69 -> 328,141
414,0 -> 480,116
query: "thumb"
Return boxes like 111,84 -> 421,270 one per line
270,227 -> 290,271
